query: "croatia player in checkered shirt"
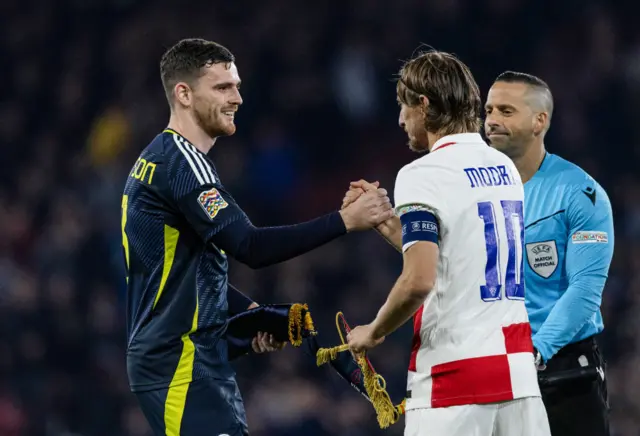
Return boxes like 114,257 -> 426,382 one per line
121,38 -> 393,436
344,50 -> 551,436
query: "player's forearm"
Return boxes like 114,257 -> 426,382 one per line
375,216 -> 402,252
532,276 -> 606,361
215,211 -> 347,269
370,275 -> 430,339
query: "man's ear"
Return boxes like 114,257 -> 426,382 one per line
419,95 -> 430,111
174,82 -> 193,107
533,112 -> 549,136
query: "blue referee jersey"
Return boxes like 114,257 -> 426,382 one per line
523,153 -> 614,361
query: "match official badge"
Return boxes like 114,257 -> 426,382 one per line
197,187 -> 228,220
525,240 -> 558,279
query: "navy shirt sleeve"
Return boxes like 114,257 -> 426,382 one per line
164,137 -> 347,269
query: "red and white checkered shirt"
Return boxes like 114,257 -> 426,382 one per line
394,133 -> 541,410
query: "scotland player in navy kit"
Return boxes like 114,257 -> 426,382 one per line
121,38 -> 393,436
485,71 -> 614,436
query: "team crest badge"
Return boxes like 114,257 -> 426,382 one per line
197,188 -> 228,220
525,240 -> 558,279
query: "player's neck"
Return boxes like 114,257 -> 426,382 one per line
512,142 -> 546,184
427,128 -> 474,151
167,113 -> 217,154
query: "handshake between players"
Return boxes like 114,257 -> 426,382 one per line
339,182 -> 394,231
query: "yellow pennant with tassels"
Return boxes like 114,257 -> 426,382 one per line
314,312 -> 406,429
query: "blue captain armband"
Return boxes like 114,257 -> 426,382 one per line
399,206 -> 439,251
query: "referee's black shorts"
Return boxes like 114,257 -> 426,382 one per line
135,377 -> 249,436
538,336 -> 609,436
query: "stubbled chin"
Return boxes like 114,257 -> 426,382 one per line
487,134 -> 509,144
222,123 -> 236,136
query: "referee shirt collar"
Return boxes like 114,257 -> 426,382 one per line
526,150 -> 552,185
431,133 -> 484,152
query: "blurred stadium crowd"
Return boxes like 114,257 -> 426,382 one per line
1,0 -> 639,434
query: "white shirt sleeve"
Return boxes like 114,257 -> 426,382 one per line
394,161 -> 447,219
394,161 -> 447,252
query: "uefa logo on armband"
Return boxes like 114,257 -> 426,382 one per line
198,187 -> 229,220
409,221 -> 437,233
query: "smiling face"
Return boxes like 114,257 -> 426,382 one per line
189,62 -> 242,138
160,39 -> 242,139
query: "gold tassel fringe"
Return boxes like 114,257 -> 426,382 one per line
315,312 -> 406,429
359,360 -> 403,429
304,311 -> 315,332
316,343 -> 350,366
288,303 -> 315,347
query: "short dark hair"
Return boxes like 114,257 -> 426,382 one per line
494,71 -> 554,116
495,71 -> 550,90
160,38 -> 235,105
396,49 -> 482,135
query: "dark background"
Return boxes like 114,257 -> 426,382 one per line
1,0 -> 639,434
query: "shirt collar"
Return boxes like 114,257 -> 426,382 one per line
526,151 -> 552,185
431,133 -> 483,152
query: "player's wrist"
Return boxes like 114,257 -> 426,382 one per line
368,320 -> 385,340
375,220 -> 389,234
339,209 -> 355,232
533,346 -> 546,371
376,216 -> 398,234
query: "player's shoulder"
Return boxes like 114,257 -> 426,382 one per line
133,129 -> 181,166
397,145 -> 449,178
123,132 -> 167,193
160,129 -> 219,186
397,134 -> 516,180
126,129 -> 221,197
395,155 -> 440,191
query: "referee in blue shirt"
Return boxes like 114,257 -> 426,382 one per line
484,71 -> 614,436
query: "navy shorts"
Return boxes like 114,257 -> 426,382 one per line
135,377 -> 248,436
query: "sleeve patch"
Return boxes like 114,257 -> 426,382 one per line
571,231 -> 608,244
400,210 -> 439,249
396,203 -> 433,217
198,188 -> 228,220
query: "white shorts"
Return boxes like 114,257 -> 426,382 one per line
404,397 -> 551,436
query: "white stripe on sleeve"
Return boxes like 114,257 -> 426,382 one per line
184,141 -> 216,183
172,134 -> 210,185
